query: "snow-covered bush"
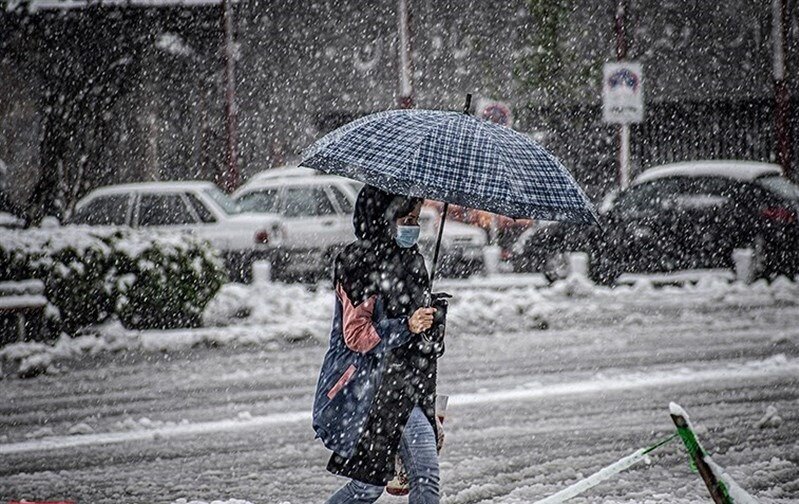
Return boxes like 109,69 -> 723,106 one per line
0,227 -> 227,334
1,227 -> 115,334
112,232 -> 227,329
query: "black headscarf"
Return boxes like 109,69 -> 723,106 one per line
336,185 -> 426,309
352,185 -> 420,244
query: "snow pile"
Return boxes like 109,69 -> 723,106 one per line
3,273 -> 798,378
67,422 -> 95,435
754,406 -> 783,429
0,331 -> 115,377
548,270 -> 598,298
202,281 -> 331,341
0,318 -> 316,378
446,287 -> 553,333
24,426 -> 55,439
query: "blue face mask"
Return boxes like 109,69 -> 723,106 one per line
395,225 -> 421,248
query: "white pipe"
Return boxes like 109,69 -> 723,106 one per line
619,124 -> 631,189
533,448 -> 649,504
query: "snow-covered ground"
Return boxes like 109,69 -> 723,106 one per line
1,274 -> 798,503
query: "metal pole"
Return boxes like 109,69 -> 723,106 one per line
620,123 -> 631,188
397,0 -> 414,109
614,0 -> 631,189
614,0 -> 628,61
222,0 -> 239,192
772,0 -> 793,178
671,412 -> 732,504
428,94 -> 472,290
429,202 -> 449,285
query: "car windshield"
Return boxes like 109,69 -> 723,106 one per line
757,175 -> 799,202
237,188 -> 282,213
204,186 -> 241,215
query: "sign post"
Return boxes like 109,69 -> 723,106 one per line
602,61 -> 643,189
474,97 -> 513,272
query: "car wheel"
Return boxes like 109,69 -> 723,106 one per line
543,252 -> 570,284
588,253 -> 620,286
269,249 -> 291,283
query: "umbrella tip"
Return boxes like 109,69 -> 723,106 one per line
463,94 -> 472,115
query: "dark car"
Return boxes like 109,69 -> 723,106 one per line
513,161 -> 799,284
511,220 -> 598,282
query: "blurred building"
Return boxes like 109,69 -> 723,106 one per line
0,0 -> 797,219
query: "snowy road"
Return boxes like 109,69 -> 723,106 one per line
2,279 -> 799,503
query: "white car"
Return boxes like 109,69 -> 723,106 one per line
246,166 -> 319,182
69,181 -> 284,281
234,173 -> 360,280
417,207 -> 486,277
234,171 -> 487,280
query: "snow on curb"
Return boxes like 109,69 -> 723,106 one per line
0,319 -> 326,379
2,274 -> 797,378
202,281 -> 331,333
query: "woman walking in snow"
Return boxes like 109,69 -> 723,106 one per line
313,185 -> 445,504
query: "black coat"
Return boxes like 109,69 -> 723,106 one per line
326,186 -> 441,486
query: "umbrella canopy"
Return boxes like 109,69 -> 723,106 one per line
300,108 -> 598,225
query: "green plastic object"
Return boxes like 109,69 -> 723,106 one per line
670,403 -> 733,504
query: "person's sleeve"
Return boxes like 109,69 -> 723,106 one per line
336,283 -> 414,355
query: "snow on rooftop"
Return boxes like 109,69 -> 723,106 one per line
634,161 -> 783,185
88,180 -> 217,196
250,166 -> 318,181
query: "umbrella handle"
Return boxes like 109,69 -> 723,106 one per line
428,202 -> 449,301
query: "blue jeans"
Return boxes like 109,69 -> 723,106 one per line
326,406 -> 440,504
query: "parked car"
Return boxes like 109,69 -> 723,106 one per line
234,173 -> 360,281
511,189 -> 618,281
68,181 -> 284,281
234,171 -> 487,280
246,165 -> 319,182
511,220 -> 595,282
512,161 -> 799,284
418,207 -> 486,277
425,201 -> 532,261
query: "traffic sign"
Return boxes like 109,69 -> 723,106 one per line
602,62 -> 644,124
476,97 -> 513,128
